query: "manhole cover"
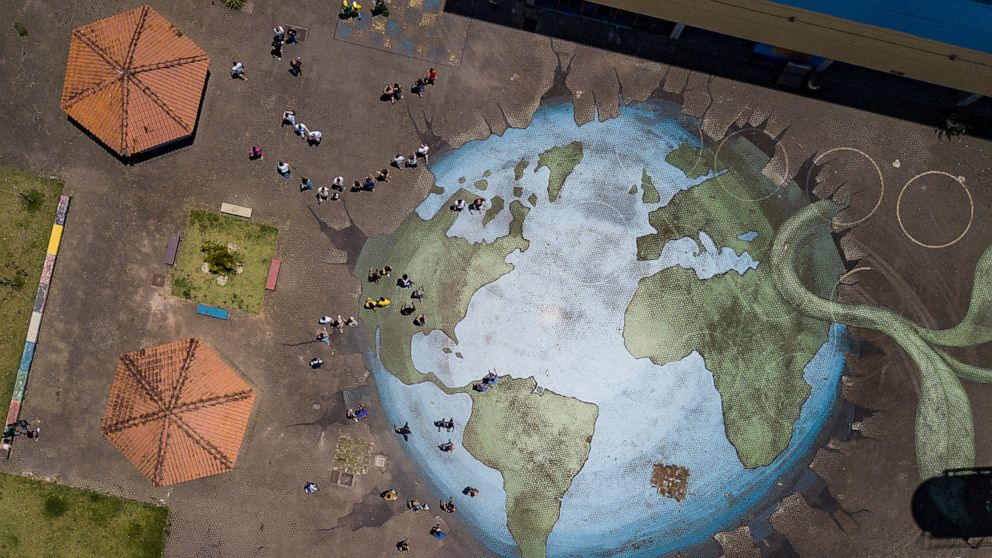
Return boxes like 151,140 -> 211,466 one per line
152,274 -> 165,287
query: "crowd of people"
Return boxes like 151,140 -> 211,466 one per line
231,14 -> 501,552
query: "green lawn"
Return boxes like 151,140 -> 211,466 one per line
0,168 -> 64,419
0,472 -> 168,558
171,210 -> 278,313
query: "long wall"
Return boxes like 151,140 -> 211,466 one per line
595,0 -> 992,97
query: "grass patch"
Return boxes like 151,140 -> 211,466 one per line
0,472 -> 168,558
13,22 -> 28,37
0,168 -> 63,418
170,210 -> 277,313
222,0 -> 245,9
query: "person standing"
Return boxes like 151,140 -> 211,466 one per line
290,57 -> 303,76
394,422 -> 412,441
277,161 -> 292,177
392,154 -> 406,168
307,130 -> 322,145
416,143 -> 429,163
425,67 -> 438,85
309,357 -> 323,369
317,185 -> 330,204
300,177 -> 313,191
304,482 -> 318,494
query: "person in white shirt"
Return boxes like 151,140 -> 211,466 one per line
231,61 -> 247,80
282,110 -> 296,126
277,161 -> 292,176
392,154 -> 406,168
416,143 -> 429,163
307,130 -> 322,145
294,122 -> 309,137
332,176 -> 344,191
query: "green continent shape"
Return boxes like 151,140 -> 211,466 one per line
355,189 -> 530,384
640,169 -> 660,204
514,157 -> 529,181
474,179 -> 489,190
624,139 -> 843,468
535,141 -> 583,202
483,196 -> 505,226
463,377 -> 598,558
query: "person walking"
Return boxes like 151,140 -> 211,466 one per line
394,422 -> 412,441
273,26 -> 286,44
286,27 -> 299,44
416,143 -> 430,163
231,61 -> 247,80
307,129 -> 322,146
396,539 -> 410,552
439,439 -> 454,452
304,482 -> 318,494
425,67 -> 438,85
376,168 -> 390,182
277,161 -> 292,177
248,145 -> 263,160
294,121 -> 309,138
282,110 -> 296,126
452,199 -> 465,211
397,274 -> 414,288
309,357 -> 323,369
290,57 -> 303,76
413,314 -> 426,326
300,176 -> 313,191
392,154 -> 406,168
272,36 -> 283,60
411,287 -> 424,301
317,185 -> 330,204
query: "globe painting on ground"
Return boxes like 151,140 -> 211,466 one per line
355,101 -> 849,558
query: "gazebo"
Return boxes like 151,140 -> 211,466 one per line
101,338 -> 256,487
60,5 -> 209,158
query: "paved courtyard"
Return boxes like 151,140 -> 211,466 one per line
2,1 -> 992,557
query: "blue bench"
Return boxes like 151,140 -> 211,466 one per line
196,304 -> 229,320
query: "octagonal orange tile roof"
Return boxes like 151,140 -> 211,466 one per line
61,5 -> 209,157
101,338 -> 256,487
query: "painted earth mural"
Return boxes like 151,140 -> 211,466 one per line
355,101 -> 851,558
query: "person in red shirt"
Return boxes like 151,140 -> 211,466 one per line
425,67 -> 438,85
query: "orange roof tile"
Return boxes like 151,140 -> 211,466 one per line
61,5 -> 209,157
101,338 -> 256,487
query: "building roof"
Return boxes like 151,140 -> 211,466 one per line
770,0 -> 992,55
101,338 -> 256,487
60,5 -> 209,157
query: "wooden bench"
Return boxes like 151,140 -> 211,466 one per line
164,234 -> 180,266
220,203 -> 253,219
265,259 -> 281,291
196,304 -> 229,320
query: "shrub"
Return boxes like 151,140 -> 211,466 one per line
13,22 -> 28,37
200,242 -> 241,275
223,0 -> 245,9
18,189 -> 43,212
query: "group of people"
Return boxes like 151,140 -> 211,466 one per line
2,419 -> 39,451
365,265 -> 428,326
281,110 -> 322,146
452,197 -> 487,213
237,18 -> 480,552
472,370 -> 499,393
391,143 -> 430,172
382,68 -> 438,104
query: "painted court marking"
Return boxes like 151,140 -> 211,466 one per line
896,171 -> 973,249
808,147 -> 885,228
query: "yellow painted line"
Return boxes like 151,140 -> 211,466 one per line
47,224 -> 63,255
